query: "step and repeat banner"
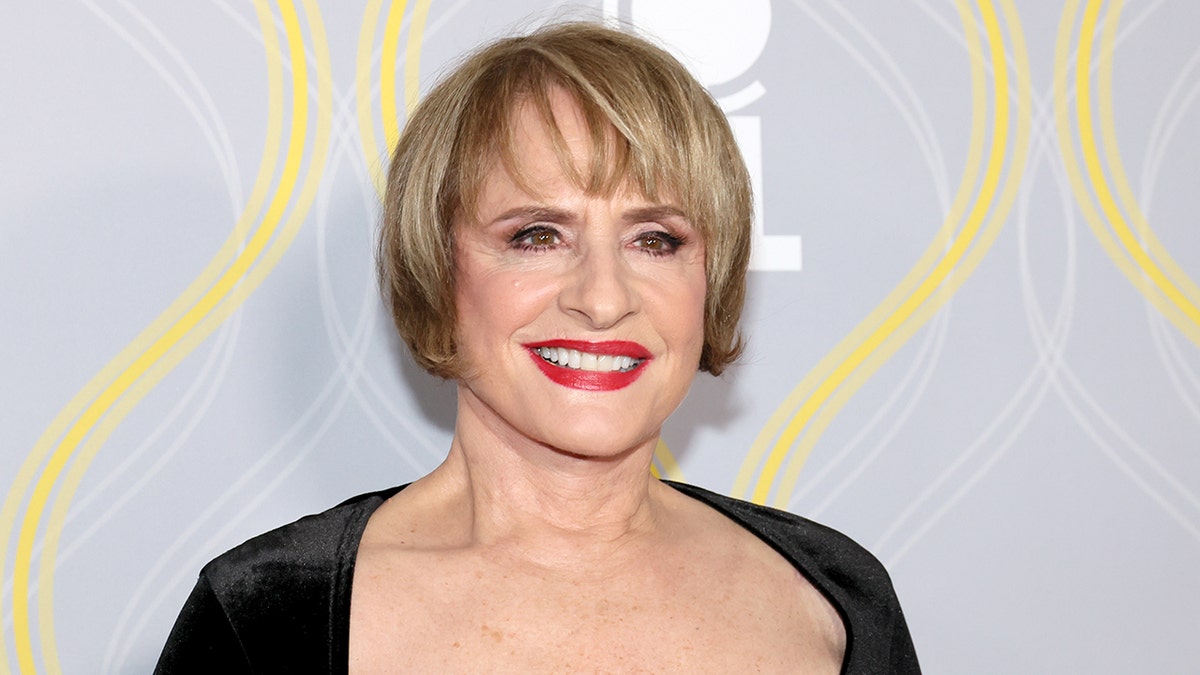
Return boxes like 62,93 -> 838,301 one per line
3,1 -> 1198,672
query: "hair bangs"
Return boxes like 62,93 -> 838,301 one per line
451,49 -> 694,225
381,22 -> 751,379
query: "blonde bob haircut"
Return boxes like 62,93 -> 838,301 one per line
379,21 -> 752,378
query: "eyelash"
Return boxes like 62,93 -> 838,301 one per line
633,231 -> 685,256
509,226 -> 560,252
508,226 -> 686,256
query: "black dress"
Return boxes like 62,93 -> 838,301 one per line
156,481 -> 920,674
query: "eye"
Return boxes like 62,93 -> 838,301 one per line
633,231 -> 684,255
510,226 -> 561,251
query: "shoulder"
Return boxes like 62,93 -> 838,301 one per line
202,486 -> 400,597
664,481 -> 886,588
170,485 -> 403,671
664,481 -> 921,674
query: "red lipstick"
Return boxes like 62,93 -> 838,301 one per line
523,340 -> 652,391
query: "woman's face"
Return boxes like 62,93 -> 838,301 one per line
452,89 -> 707,458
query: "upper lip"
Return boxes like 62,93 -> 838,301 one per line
523,339 -> 652,359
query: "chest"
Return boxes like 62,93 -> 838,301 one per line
348,552 -> 844,673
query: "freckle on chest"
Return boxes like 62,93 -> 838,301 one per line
481,623 -> 506,643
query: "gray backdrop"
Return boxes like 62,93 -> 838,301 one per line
3,1 -> 1198,672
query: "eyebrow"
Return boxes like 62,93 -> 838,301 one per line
489,205 -> 575,225
487,204 -> 689,226
621,205 -> 689,225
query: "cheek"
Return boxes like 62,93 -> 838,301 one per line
455,266 -> 559,349
646,270 -> 708,353
685,283 -> 709,349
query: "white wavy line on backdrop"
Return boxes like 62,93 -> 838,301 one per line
20,0 -> 262,667
877,89 -> 1078,563
86,0 -> 244,215
58,319 -> 243,566
0,0 -> 252,635
797,314 -> 950,517
799,318 -> 951,518
87,1 -> 335,668
800,0 -> 1052,522
1033,0 -> 1200,538
877,0 -> 1200,564
326,0 -> 473,464
1140,43 -> 1200,209
355,0 -> 472,178
781,0 -> 960,515
881,56 -> 1200,565
106,0 -> 482,666
1140,44 -> 1200,423
55,0 -> 257,542
0,317 -> 241,637
766,0 -> 957,508
794,0 -> 952,206
315,88 -> 444,469
106,358 -> 363,673
1080,0 -> 1200,426
343,0 -> 472,454
1053,375 -> 1200,543
325,0 -> 472,459
3,0 -> 258,651
1148,308 -> 1200,424
118,0 -> 245,211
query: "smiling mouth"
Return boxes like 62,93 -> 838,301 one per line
532,346 -> 644,373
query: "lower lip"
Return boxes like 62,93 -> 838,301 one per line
527,351 -> 647,391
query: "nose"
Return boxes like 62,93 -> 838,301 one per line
559,244 -> 639,330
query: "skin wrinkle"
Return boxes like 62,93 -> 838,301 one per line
378,24 -> 751,380
347,75 -> 846,675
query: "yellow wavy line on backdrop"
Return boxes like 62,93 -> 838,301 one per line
0,7 -> 285,669
355,0 -> 389,193
1100,6 -> 1200,313
1091,1 -> 1200,341
765,0 -> 1029,506
15,3 -> 304,671
768,0 -> 1032,509
39,3 -> 328,667
380,0 -> 411,151
733,0 -> 1016,503
352,3 -> 683,478
1056,0 -> 1195,345
0,1 -> 284,670
761,0 -> 991,502
3,0 -> 329,671
405,0 -> 430,115
734,0 -> 989,503
355,0 -> 432,198
36,4 -> 330,673
354,2 -> 673,478
729,0 -> 987,502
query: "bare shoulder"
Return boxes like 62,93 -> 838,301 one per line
655,481 -> 847,663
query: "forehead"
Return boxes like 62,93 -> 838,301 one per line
470,88 -> 672,214
507,89 -> 591,186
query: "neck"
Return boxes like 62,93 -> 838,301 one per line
421,387 -> 665,567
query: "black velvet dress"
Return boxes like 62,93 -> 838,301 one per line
156,481 -> 920,674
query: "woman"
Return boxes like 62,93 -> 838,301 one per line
157,22 -> 919,674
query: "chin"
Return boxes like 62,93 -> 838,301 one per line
535,410 -> 660,460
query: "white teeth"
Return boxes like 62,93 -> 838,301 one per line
535,347 -> 642,372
